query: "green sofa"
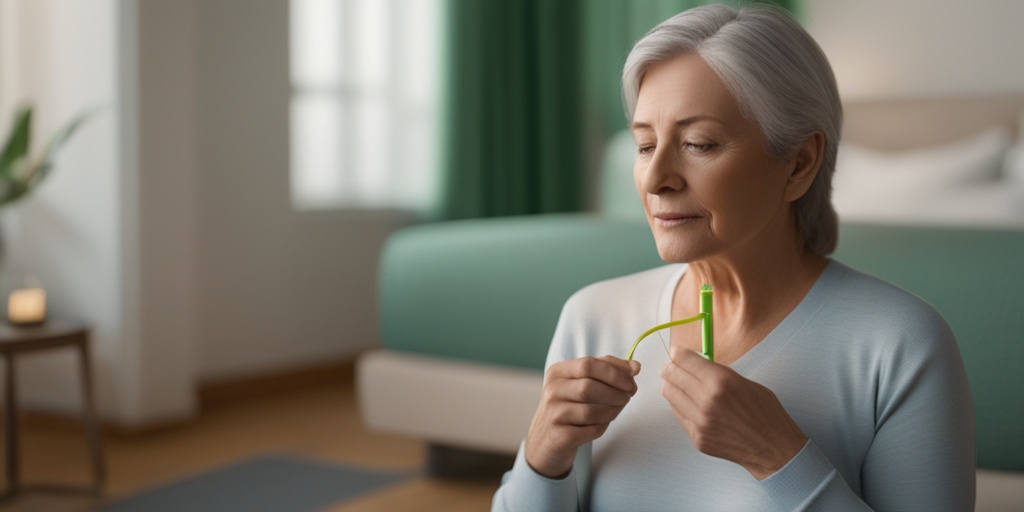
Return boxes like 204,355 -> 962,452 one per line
357,215 -> 1024,506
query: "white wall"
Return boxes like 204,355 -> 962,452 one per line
804,0 -> 1024,100
192,0 -> 412,382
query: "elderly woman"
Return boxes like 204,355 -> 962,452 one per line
492,4 -> 975,511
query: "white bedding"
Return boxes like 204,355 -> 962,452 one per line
833,124 -> 1024,229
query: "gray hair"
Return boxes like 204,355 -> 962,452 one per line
622,3 -> 842,255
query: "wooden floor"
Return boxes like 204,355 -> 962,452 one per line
0,376 -> 502,511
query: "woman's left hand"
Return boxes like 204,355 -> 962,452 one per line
660,348 -> 808,480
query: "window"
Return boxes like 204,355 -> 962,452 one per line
289,0 -> 442,211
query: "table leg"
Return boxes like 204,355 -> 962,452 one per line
4,354 -> 18,495
76,341 -> 104,493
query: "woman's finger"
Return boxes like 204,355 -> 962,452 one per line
667,349 -> 742,407
543,372 -> 634,407
563,377 -> 635,407
660,357 -> 708,407
551,356 -> 639,394
551,401 -> 625,427
668,345 -> 719,377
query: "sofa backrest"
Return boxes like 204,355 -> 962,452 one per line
378,214 -> 663,370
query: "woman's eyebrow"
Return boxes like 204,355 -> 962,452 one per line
631,115 -> 720,132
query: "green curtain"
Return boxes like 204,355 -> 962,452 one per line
437,0 -> 797,220
438,0 -> 584,219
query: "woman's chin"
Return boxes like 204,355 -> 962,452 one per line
655,244 -> 704,264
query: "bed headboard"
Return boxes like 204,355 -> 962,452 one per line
842,96 -> 1024,150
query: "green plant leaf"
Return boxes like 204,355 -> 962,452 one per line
0,159 -> 25,204
0,106 -> 97,208
21,107 -> 98,191
0,105 -> 32,179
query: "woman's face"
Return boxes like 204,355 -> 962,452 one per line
632,53 -> 797,264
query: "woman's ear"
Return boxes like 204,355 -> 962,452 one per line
784,132 -> 825,202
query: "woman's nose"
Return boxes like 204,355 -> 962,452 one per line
637,147 -> 685,195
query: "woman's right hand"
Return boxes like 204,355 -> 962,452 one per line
524,356 -> 641,478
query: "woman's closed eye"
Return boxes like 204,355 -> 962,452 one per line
685,141 -> 717,153
636,141 -> 717,157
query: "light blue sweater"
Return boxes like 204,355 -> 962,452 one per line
492,261 -> 975,511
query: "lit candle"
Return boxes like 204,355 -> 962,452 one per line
8,287 -> 46,325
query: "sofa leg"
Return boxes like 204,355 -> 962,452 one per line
425,443 -> 515,480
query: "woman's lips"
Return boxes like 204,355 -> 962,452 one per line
653,213 -> 701,227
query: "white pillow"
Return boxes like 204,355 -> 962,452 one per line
1005,144 -> 1024,185
832,128 -> 1012,225
1004,109 -> 1024,185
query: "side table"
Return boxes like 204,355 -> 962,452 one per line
0,321 -> 105,500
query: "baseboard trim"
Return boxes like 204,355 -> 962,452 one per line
198,359 -> 356,410
17,359 -> 357,437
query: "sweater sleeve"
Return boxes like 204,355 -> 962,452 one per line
759,440 -> 873,510
858,315 -> 976,510
491,442 -> 580,512
761,305 -> 975,511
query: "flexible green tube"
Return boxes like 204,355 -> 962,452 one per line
700,284 -> 714,362
625,285 -> 714,362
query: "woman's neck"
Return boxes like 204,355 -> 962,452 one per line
672,227 -> 829,364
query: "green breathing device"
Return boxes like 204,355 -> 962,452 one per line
626,284 -> 714,362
